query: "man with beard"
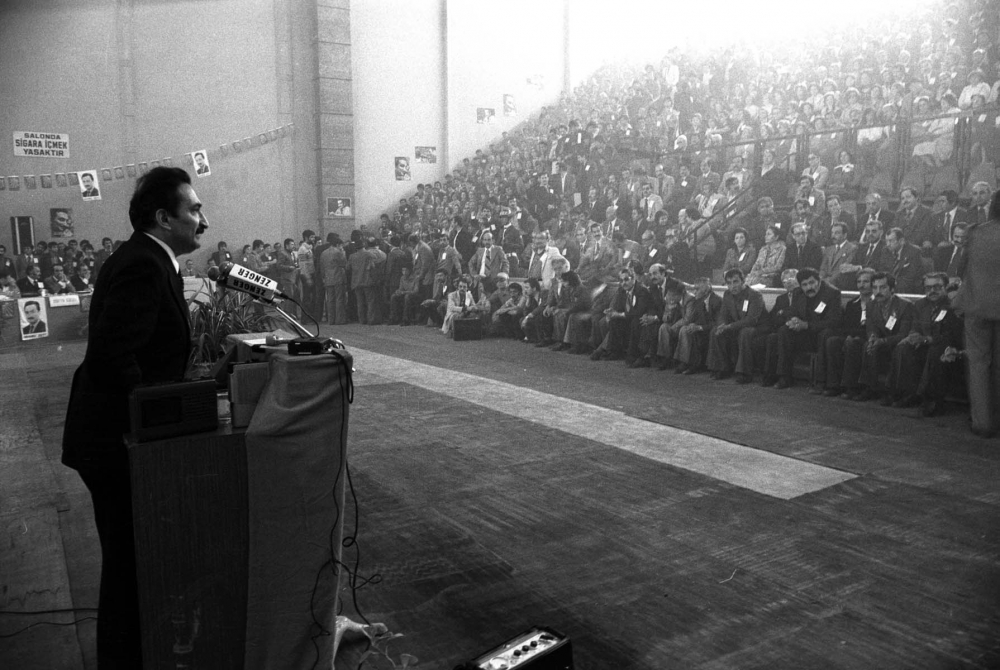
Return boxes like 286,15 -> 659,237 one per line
764,267 -> 842,389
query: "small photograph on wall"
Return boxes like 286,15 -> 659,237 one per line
19,297 -> 49,341
503,94 -> 516,116
0,178 -> 5,191
114,166 -> 125,180
78,171 -> 101,201
8,176 -> 21,191
192,150 -> 211,177
25,175 -> 37,190
40,174 -> 53,189
50,208 -> 74,238
415,146 -> 437,164
55,173 -> 67,187
150,160 -> 162,169
476,108 -> 496,124
327,197 -> 353,217
100,168 -> 113,182
137,162 -> 148,175
68,172 -> 79,186
395,157 -> 411,181
126,165 -> 136,178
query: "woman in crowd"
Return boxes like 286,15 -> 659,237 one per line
722,227 -> 756,278
746,225 -> 786,288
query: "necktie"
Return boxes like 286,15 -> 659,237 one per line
479,248 -> 488,276
459,290 -> 466,306
979,206 -> 987,223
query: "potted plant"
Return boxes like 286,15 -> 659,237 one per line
186,284 -> 276,377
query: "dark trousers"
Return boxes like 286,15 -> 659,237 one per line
354,286 -> 378,324
77,465 -> 143,669
767,326 -> 816,380
735,326 -> 771,375
707,326 -> 741,372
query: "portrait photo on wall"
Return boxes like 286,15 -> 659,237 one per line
100,168 -> 113,182
476,107 -> 496,124
19,297 -> 49,341
415,146 -> 437,164
192,150 -> 211,177
40,174 -> 53,189
78,171 -> 101,201
137,162 -> 148,175
503,94 -> 516,116
67,172 -> 79,186
55,173 -> 67,187
25,175 -> 37,190
114,166 -> 125,180
395,156 -> 411,181
327,197 -> 353,217
50,208 -> 74,238
8,176 -> 21,191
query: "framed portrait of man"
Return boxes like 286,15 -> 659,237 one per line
192,150 -> 211,177
25,175 -> 37,190
55,173 -> 68,187
327,197 -> 353,217
50,208 -> 74,238
395,157 -> 411,181
503,94 -> 516,116
78,171 -> 101,201
415,146 -> 437,164
40,174 -> 53,189
100,168 -> 113,182
19,297 -> 49,341
476,108 -> 496,124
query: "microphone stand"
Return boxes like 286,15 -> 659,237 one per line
269,299 -> 315,339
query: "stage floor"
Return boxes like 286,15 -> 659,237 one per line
2,324 -> 999,669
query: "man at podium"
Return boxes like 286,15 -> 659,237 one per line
62,166 -> 209,669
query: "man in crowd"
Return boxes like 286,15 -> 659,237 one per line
22,300 -> 46,334
627,263 -> 671,368
764,267 -> 842,389
930,189 -> 968,249
467,231 -> 509,294
44,264 -> 74,294
0,244 -> 16,278
820,222 -> 859,290
934,223 -> 968,280
654,280 -> 690,370
320,235 -> 348,325
782,222 -> 824,273
742,196 -> 790,249
408,232 -> 436,301
17,265 -> 44,296
884,227 -> 923,294
968,181 -> 993,224
71,264 -> 94,292
522,230 -> 565,291
707,268 -> 765,380
855,218 -> 893,272
210,240 -> 232,268
862,192 -> 895,231
817,268 -> 875,397
674,277 -> 722,375
895,187 -> 935,248
841,272 -> 916,401
883,271 -> 962,412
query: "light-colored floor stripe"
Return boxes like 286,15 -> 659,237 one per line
348,347 -> 857,500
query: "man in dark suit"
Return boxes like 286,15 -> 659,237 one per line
895,187 -> 935,247
764,267 -> 842,389
675,276 -> 723,374
21,299 -> 46,334
80,172 -> 100,198
884,227 -> 924,294
782,222 -> 824,273
934,222 -> 968,279
17,264 -> 44,296
861,192 -> 894,235
856,219 -> 894,272
62,167 -> 208,668
968,181 -> 993,225
929,189 -> 969,248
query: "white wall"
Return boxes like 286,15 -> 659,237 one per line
0,0 -> 302,266
351,0 -> 447,228
351,0 -> 569,226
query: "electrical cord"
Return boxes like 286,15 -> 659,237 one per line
0,616 -> 97,638
288,296 -> 322,337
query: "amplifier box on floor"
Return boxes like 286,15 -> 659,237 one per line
461,625 -> 572,670
453,317 -> 483,341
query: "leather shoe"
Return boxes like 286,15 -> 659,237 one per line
880,394 -> 897,407
840,389 -> 858,400
657,358 -> 675,371
808,385 -> 825,395
774,378 -> 792,390
674,364 -> 688,374
823,387 -> 842,397
629,358 -> 651,369
682,366 -> 703,375
589,349 -> 605,361
535,339 -> 553,348
760,376 -> 777,388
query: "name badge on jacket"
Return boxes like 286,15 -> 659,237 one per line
885,314 -> 897,330
814,301 -> 826,314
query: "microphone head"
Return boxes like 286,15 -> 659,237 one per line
206,266 -> 221,281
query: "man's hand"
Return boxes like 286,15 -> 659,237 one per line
640,314 -> 657,327
903,331 -> 924,346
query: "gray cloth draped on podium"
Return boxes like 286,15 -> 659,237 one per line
244,351 -> 351,669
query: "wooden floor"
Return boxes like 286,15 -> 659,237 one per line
2,325 -> 999,669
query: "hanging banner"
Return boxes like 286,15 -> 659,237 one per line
13,131 -> 70,158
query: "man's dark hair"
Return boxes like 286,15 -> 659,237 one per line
923,271 -> 948,287
302,229 -> 315,241
102,237 -> 112,245
527,277 -> 541,292
940,189 -> 959,206
218,241 -> 227,249
24,300 -> 40,312
389,235 -> 401,247
509,282 -> 523,294
724,268 -> 745,282
795,267 -> 821,284
872,271 -> 896,289
284,238 -> 294,247
831,221 -> 848,235
128,167 -> 192,232
252,239 -> 264,250
407,233 -> 420,246
887,226 -> 905,240
562,271 -> 580,287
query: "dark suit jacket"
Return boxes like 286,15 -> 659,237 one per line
933,243 -> 966,277
856,239 -> 894,272
888,243 -> 924,294
17,276 -> 42,296
930,207 -> 970,246
23,320 -> 46,334
895,205 -> 935,246
62,232 -> 191,469
789,282 -> 843,333
782,241 -> 824,273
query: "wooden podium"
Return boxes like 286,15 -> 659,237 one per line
128,351 -> 352,669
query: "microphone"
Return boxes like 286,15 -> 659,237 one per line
207,262 -> 291,303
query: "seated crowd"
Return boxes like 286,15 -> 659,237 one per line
0,237 -> 115,300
